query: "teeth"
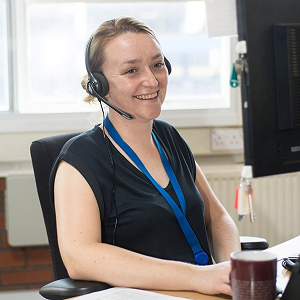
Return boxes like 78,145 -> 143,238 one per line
135,92 -> 158,100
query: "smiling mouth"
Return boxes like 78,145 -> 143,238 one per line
134,91 -> 158,100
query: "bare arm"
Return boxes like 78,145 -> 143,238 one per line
54,161 -> 233,295
195,162 -> 241,262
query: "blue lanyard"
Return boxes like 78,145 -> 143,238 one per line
104,117 -> 209,265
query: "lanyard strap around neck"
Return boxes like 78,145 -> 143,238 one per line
104,117 -> 209,265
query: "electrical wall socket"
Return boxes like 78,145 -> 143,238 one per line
211,128 -> 244,151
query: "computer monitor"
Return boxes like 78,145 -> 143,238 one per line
236,0 -> 300,178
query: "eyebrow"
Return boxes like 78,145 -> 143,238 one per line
121,53 -> 163,67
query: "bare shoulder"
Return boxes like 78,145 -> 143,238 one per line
54,160 -> 98,215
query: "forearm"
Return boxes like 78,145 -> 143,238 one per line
207,213 -> 241,262
63,242 -> 202,293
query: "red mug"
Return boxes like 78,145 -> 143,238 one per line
230,250 -> 277,300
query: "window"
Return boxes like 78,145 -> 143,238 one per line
0,0 -> 9,111
1,0 -> 240,132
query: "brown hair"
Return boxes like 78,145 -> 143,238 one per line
81,16 -> 159,103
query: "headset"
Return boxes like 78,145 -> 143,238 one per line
85,35 -> 172,120
282,256 -> 299,272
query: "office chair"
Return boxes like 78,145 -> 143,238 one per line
30,133 -> 110,300
30,133 -> 268,300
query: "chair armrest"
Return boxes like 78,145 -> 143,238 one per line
39,278 -> 111,300
240,236 -> 269,250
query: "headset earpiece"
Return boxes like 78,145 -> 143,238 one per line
164,57 -> 172,75
86,72 -> 109,97
85,36 -> 110,97
85,34 -> 133,119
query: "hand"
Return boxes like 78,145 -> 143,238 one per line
194,261 -> 232,296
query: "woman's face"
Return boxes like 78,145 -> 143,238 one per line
102,32 -> 168,121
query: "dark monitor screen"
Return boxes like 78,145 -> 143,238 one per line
236,0 -> 300,178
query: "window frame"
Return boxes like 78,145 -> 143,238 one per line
0,0 -> 241,133
0,0 -> 10,111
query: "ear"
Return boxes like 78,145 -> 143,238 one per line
104,91 -> 110,99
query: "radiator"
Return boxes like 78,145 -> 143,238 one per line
6,174 -> 48,246
203,165 -> 300,247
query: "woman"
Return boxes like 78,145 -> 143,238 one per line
51,16 -> 240,296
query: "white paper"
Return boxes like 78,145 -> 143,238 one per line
204,0 -> 238,38
75,287 -> 190,300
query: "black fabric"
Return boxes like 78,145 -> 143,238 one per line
49,119 -> 212,265
30,133 -> 82,280
39,278 -> 110,300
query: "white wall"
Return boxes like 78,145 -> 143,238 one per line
0,125 -> 243,176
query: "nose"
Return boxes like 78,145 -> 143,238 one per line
141,68 -> 159,87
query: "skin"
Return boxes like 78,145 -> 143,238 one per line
54,32 -> 241,296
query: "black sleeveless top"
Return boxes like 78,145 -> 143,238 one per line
50,119 -> 212,265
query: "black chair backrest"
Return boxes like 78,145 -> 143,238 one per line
30,132 -> 81,280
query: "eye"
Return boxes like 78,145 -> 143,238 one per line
153,62 -> 165,69
125,68 -> 137,74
